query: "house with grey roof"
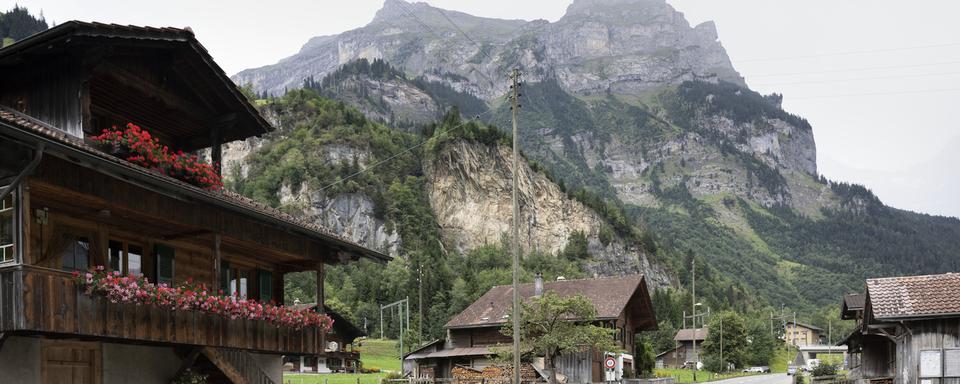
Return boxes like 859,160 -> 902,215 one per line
839,272 -> 960,383
404,274 -> 657,384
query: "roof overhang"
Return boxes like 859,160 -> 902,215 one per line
0,21 -> 273,147
0,115 -> 389,264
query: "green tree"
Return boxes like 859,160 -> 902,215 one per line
700,311 -> 748,371
634,338 -> 656,378
744,320 -> 779,366
500,291 -> 616,384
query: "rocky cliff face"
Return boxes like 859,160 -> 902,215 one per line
425,140 -> 673,287
234,0 -> 743,99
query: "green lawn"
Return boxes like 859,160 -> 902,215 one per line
771,345 -> 798,373
357,338 -> 401,372
282,373 -> 388,384
654,369 -> 758,383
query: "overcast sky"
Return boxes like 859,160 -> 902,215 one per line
10,0 -> 960,218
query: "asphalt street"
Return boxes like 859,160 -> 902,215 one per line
705,373 -> 794,384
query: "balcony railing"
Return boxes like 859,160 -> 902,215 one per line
0,264 -> 322,354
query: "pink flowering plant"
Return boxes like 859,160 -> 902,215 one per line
73,266 -> 333,331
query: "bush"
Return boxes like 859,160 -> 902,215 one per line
811,362 -> 837,377
382,372 -> 403,382
793,374 -> 805,384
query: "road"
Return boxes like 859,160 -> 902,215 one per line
707,373 -> 793,384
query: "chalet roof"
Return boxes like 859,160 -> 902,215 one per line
786,321 -> 823,332
866,272 -> 960,320
673,328 -> 708,342
444,275 -> 656,330
0,106 -> 389,264
0,21 -> 271,147
841,293 -> 865,320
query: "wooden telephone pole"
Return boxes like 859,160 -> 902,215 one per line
509,68 -> 523,384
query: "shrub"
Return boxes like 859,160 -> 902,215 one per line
811,362 -> 837,377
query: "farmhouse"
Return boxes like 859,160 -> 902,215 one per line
0,21 -> 387,384
654,327 -> 707,369
404,274 -> 657,384
785,320 -> 823,347
839,272 -> 960,383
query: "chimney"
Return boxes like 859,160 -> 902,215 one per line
534,272 -> 543,296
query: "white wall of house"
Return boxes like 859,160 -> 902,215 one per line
0,336 -> 42,383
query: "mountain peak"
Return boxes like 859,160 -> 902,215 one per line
373,0 -> 430,24
565,0 -> 668,15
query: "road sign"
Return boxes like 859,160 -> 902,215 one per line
604,356 -> 616,370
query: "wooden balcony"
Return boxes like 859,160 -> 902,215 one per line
0,264 -> 323,355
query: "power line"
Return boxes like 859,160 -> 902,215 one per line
318,109 -> 496,192
788,87 -> 960,100
736,42 -> 960,62
751,70 -> 960,87
435,8 -> 496,63
746,60 -> 960,78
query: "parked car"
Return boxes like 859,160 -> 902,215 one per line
741,366 -> 771,373
681,361 -> 704,370
787,366 -> 798,375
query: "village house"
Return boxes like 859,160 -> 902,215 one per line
785,321 -> 823,347
654,327 -> 708,369
283,304 -> 365,374
839,272 -> 960,384
0,21 -> 387,384
404,274 -> 657,384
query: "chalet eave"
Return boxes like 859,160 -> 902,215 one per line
0,120 -> 389,264
444,315 -> 623,330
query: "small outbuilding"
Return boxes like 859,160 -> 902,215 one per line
839,272 -> 960,383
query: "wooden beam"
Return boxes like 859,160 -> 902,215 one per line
93,61 -> 215,121
171,347 -> 202,381
316,262 -> 325,314
160,229 -> 212,241
212,233 -> 222,292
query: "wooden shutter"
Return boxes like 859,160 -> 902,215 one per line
155,244 -> 175,286
259,269 -> 273,303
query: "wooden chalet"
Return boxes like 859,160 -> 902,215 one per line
283,304 -> 365,373
654,328 -> 707,369
0,21 -> 388,384
404,275 -> 657,384
839,272 -> 960,384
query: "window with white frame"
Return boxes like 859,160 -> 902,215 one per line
920,349 -> 942,378
0,190 -> 15,263
945,349 -> 960,377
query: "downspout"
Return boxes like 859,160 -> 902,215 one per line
0,143 -> 44,202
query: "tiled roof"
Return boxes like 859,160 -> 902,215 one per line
841,293 -> 865,320
673,328 -> 708,342
867,272 -> 960,320
444,275 -> 653,329
786,321 -> 823,332
0,106 -> 388,262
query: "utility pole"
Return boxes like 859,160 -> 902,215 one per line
691,259 -> 697,381
418,264 -> 424,345
509,68 -> 523,384
720,315 -> 723,373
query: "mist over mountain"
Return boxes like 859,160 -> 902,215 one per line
229,0 -> 960,329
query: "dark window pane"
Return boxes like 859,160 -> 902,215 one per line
155,245 -> 174,285
0,191 -> 14,263
259,270 -> 273,303
128,245 -> 142,276
108,240 -> 123,272
220,261 -> 231,293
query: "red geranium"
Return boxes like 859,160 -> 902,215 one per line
91,123 -> 224,190
74,266 -> 333,331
